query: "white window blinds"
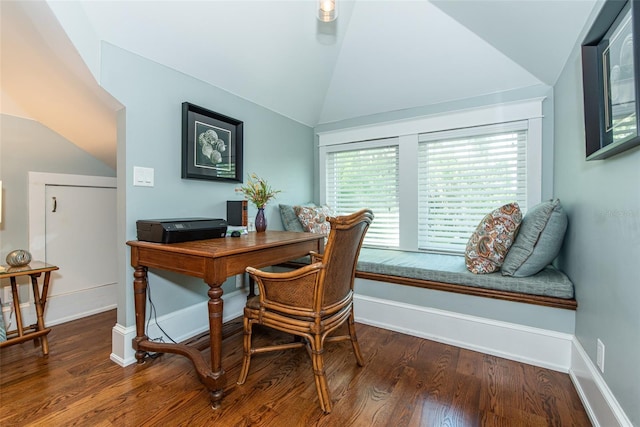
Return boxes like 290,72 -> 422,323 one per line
325,143 -> 400,248
417,122 -> 528,253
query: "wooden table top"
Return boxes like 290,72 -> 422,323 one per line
0,261 -> 59,278
127,230 -> 323,258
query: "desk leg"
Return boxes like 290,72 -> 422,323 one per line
9,277 -> 25,337
128,264 -> 226,408
207,283 -> 225,408
132,266 -> 149,363
30,273 -> 49,355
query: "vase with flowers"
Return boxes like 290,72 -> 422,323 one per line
236,173 -> 281,232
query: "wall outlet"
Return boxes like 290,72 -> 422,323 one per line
596,338 -> 605,373
235,274 -> 244,289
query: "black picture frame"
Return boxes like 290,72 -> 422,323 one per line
582,0 -> 640,160
182,102 -> 243,182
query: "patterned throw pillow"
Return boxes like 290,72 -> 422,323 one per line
465,203 -> 523,274
294,205 -> 334,235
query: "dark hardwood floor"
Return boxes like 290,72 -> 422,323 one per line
0,310 -> 591,426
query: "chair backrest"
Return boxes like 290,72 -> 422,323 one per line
318,209 -> 373,309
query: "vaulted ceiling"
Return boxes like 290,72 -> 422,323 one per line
1,0 -> 598,169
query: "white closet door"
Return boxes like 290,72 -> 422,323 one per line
44,184 -> 117,323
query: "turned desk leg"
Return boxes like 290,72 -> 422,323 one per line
132,266 -> 149,363
207,283 -> 225,408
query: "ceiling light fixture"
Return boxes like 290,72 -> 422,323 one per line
317,0 -> 337,22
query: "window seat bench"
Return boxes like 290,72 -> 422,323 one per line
281,247 -> 576,310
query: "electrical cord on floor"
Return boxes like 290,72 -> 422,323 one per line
142,278 -> 177,361
144,346 -> 163,360
145,277 -> 177,344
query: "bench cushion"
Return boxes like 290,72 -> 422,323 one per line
355,248 -> 574,299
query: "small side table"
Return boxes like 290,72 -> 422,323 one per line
0,261 -> 58,355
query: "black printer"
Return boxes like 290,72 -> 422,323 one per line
136,218 -> 228,243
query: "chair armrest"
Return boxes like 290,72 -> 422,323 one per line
309,251 -> 323,264
246,262 -> 324,311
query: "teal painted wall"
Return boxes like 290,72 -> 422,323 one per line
554,26 -> 640,426
99,43 -> 314,327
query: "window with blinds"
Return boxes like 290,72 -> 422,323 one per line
325,144 -> 400,248
417,122 -> 528,253
319,100 -> 542,254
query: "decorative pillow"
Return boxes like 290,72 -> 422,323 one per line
502,199 -> 568,277
279,203 -> 315,232
295,205 -> 335,235
0,310 -> 6,343
465,203 -> 522,274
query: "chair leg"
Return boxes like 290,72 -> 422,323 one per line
310,335 -> 332,413
237,316 -> 253,385
348,310 -> 365,367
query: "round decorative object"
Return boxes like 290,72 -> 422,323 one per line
6,249 -> 32,267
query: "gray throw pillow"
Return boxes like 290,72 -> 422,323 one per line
279,203 -> 315,232
501,199 -> 568,277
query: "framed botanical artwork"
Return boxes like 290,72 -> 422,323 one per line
582,0 -> 640,160
182,102 -> 243,182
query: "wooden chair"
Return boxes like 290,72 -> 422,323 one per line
237,208 -> 374,413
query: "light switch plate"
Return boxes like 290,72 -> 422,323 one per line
133,166 -> 154,187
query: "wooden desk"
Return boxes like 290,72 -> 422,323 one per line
0,261 -> 59,355
126,231 -> 324,408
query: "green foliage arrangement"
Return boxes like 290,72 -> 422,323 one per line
236,173 -> 281,208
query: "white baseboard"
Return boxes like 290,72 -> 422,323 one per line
3,283 -> 117,328
110,289 -> 247,367
569,338 -> 633,427
45,284 -> 117,326
353,294 -> 573,372
112,291 -> 573,370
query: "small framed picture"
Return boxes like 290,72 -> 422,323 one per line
182,102 -> 243,182
582,0 -> 640,160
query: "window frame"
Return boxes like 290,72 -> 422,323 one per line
318,98 -> 544,253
